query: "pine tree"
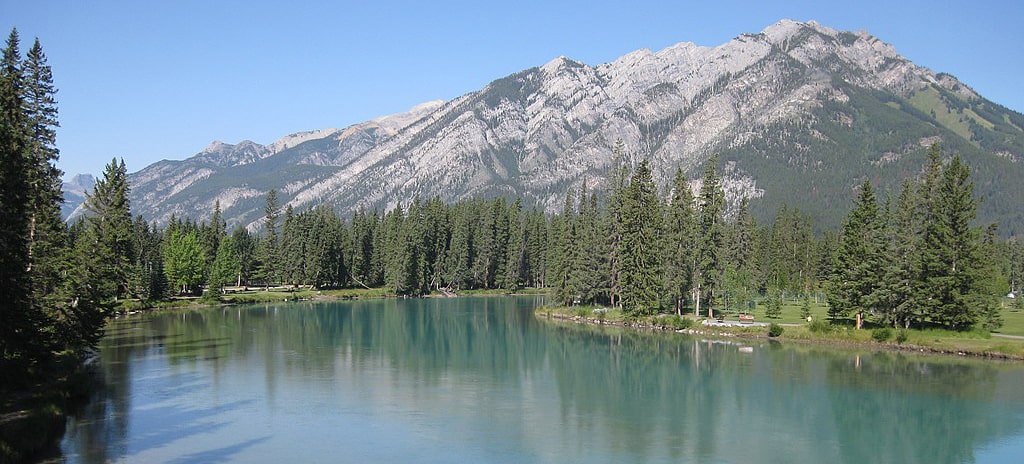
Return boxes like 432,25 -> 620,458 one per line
920,155 -> 984,330
694,155 -> 725,319
801,293 -> 812,320
885,181 -> 920,328
0,28 -> 43,366
828,180 -> 882,328
199,200 -> 226,271
664,168 -> 696,315
504,199 -> 525,290
764,285 -> 782,319
81,158 -> 134,299
279,204 -> 304,286
208,235 -> 240,296
605,140 -> 629,308
257,189 -> 280,287
128,217 -> 168,303
552,188 -> 578,306
723,197 -> 757,313
619,160 -> 663,315
23,39 -> 65,302
976,224 -> 1005,329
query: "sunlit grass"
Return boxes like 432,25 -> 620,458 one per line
537,297 -> 1024,359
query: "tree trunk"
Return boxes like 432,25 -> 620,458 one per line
694,287 -> 702,318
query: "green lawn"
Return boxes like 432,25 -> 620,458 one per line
538,297 -> 1024,359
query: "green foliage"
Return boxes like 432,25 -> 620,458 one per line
208,235 -> 240,295
660,314 -> 693,330
618,160 -> 663,316
663,168 -> 697,314
695,155 -> 726,318
827,179 -> 881,326
764,286 -> 783,319
768,323 -> 784,337
871,327 -> 894,342
801,295 -> 812,320
895,329 -> 909,344
0,31 -> 111,375
808,319 -> 833,334
163,230 -> 206,295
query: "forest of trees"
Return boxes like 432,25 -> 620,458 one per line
60,144 -> 1018,334
4,28 -> 1024,389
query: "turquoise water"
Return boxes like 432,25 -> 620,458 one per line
60,297 -> 1024,463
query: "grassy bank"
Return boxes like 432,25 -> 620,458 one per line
536,301 -> 1024,360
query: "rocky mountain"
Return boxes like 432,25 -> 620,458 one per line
121,19 -> 1024,234
61,173 -> 95,220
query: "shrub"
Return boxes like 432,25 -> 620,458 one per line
895,329 -> 909,344
768,323 -> 784,338
871,327 -> 893,342
808,319 -> 832,334
662,315 -> 693,330
573,307 -> 590,318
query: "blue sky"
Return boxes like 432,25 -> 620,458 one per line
3,0 -> 1022,177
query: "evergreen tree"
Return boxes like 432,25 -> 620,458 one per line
605,140 -> 630,308
229,227 -> 256,287
552,188 -> 578,306
279,205 -> 304,286
976,224 -> 1005,329
694,155 -> 725,318
199,200 -> 226,271
208,235 -> 240,296
828,180 -> 881,328
81,158 -> 134,299
619,160 -> 663,315
884,182 -> 920,328
504,199 -> 526,290
663,168 -> 696,315
577,189 -> 605,304
723,197 -> 757,313
921,155 -> 983,329
128,217 -> 168,303
0,29 -> 43,366
257,189 -> 280,287
764,285 -> 782,319
801,293 -> 812,320
23,39 -> 65,311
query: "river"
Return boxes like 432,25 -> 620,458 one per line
59,296 -> 1024,463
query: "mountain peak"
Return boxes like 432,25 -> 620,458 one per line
541,55 -> 584,74
121,20 -> 1024,235
202,140 -> 232,153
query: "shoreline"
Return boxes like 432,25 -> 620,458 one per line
536,309 -> 1024,362
114,286 -> 548,316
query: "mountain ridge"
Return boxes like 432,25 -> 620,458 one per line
73,19 -> 1024,234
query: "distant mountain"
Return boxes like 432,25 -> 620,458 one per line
62,173 -> 95,220
121,20 -> 1024,235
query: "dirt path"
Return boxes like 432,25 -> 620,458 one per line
993,333 -> 1024,340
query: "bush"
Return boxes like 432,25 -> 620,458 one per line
768,323 -> 784,338
895,329 -> 909,344
573,307 -> 590,318
871,327 -> 893,342
808,319 -> 832,334
661,315 -> 693,330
